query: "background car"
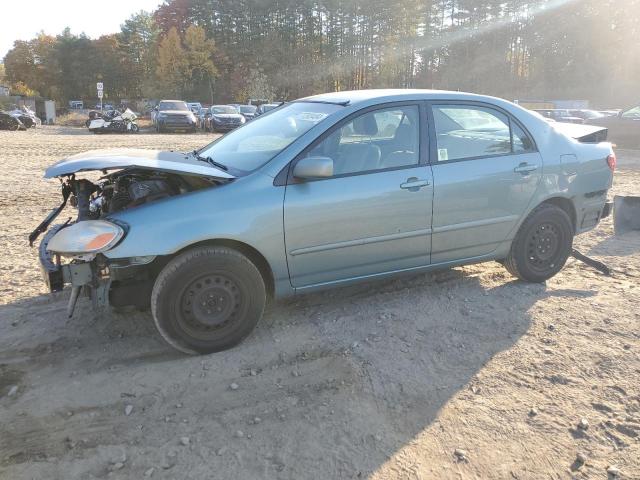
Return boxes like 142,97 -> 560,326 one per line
567,109 -> 606,122
589,105 -> 640,147
188,102 -> 202,113
256,103 -> 281,115
204,105 -> 245,132
154,100 -> 198,133
236,104 -> 258,121
533,109 -> 584,124
194,106 -> 209,129
598,110 -> 622,117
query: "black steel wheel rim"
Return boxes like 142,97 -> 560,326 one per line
178,273 -> 242,336
525,222 -> 562,272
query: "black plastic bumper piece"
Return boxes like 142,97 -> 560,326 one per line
41,264 -> 64,292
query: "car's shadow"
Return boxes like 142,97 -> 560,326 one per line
0,266 -> 596,478
586,230 -> 640,257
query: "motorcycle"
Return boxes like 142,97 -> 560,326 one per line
85,109 -> 114,127
87,108 -> 139,134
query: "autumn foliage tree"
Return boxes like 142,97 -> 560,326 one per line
3,0 -> 640,107
156,27 -> 186,97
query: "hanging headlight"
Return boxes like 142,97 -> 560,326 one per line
47,220 -> 125,255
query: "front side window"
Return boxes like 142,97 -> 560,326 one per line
197,102 -> 341,175
305,105 -> 420,176
432,105 -> 533,161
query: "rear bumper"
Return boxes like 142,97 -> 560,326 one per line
576,196 -> 613,234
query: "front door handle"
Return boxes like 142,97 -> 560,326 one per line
514,163 -> 538,174
400,178 -> 431,190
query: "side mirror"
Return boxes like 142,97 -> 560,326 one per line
293,156 -> 333,179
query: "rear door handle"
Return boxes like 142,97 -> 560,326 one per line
514,163 -> 538,174
400,178 -> 431,190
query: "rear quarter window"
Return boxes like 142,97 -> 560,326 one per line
432,105 -> 535,161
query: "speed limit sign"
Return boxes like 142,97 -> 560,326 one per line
97,82 -> 103,91
97,90 -> 104,99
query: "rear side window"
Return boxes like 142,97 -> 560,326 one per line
512,123 -> 535,153
432,105 -> 534,161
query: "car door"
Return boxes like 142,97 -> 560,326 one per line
427,102 -> 542,264
283,103 -> 433,288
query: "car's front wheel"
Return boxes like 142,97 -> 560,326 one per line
503,203 -> 573,282
151,246 -> 266,354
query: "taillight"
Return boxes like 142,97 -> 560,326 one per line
607,152 -> 616,171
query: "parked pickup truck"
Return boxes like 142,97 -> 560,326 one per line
31,89 -> 614,354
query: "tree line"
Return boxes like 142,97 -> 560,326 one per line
2,0 -> 639,108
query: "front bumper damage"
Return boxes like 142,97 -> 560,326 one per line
40,246 -> 111,317
39,238 -> 159,316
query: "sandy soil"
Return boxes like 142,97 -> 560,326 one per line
1,126 -> 638,480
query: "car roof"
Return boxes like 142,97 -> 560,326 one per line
300,88 -> 508,106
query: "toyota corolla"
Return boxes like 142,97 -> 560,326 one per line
31,90 -> 615,354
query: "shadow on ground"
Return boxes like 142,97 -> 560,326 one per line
0,267 -> 597,479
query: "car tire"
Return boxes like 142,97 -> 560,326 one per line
503,203 -> 573,283
151,246 -> 266,355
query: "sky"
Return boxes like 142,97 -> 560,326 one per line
0,0 -> 163,60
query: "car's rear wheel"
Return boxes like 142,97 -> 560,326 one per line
151,246 -> 266,354
503,203 -> 573,282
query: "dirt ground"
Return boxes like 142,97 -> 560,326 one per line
1,126 -> 638,480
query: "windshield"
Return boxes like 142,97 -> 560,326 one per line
212,106 -> 238,114
239,105 -> 257,113
198,102 -> 341,175
159,101 -> 189,111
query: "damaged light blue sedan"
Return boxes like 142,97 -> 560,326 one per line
32,90 -> 615,354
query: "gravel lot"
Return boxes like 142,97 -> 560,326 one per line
1,126 -> 639,479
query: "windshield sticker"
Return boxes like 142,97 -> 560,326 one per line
438,148 -> 449,161
296,112 -> 328,123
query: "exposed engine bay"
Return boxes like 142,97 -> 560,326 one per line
29,168 -> 220,246
72,168 -> 215,220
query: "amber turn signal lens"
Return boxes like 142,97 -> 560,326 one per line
84,232 -> 118,251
